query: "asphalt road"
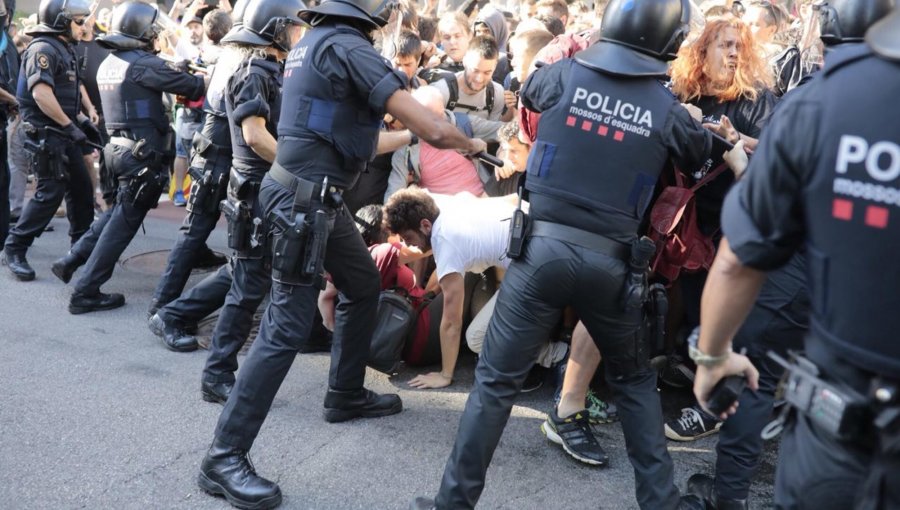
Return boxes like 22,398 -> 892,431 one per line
0,202 -> 777,509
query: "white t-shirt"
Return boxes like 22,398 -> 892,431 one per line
431,194 -> 513,281
432,73 -> 506,121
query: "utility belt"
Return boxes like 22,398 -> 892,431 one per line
110,135 -> 172,168
220,171 -> 264,259
766,351 -> 900,446
267,162 -> 344,288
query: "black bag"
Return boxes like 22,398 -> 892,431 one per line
367,288 -> 416,375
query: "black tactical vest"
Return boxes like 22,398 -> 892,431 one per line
98,50 -> 170,135
17,36 -> 80,128
277,23 -> 383,180
525,62 -> 675,232
226,57 -> 282,178
801,46 -> 900,377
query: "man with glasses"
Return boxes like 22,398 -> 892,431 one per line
3,0 -> 98,281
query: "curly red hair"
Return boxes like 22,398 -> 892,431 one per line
670,17 -> 773,103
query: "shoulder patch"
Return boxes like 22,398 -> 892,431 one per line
37,53 -> 50,69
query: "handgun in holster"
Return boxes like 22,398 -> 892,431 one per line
127,167 -> 165,209
620,237 -> 657,310
221,197 -> 253,254
506,173 -> 530,260
24,136 -> 66,181
269,208 -> 311,286
768,351 -> 872,441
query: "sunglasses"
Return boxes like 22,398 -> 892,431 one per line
72,18 -> 87,26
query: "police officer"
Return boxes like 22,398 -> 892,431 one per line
692,5 -> 900,510
2,0 -> 95,281
0,0 -> 19,248
413,1 -> 717,508
197,0 -> 302,395
682,2 -> 895,508
146,0 -> 250,344
197,0 -> 484,506
57,1 -> 205,314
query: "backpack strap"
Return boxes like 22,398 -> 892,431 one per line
444,75 -> 459,110
690,162 -> 730,192
443,75 -> 493,113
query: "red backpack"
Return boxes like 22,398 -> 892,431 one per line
648,164 -> 729,283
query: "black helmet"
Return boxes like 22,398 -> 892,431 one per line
97,1 -> 162,50
575,0 -> 691,77
818,0 -> 895,45
867,5 -> 900,59
219,0 -> 251,42
28,0 -> 92,36
299,0 -> 398,29
222,0 -> 306,51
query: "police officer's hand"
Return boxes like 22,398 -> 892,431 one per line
62,122 -> 87,144
78,117 -> 102,144
174,59 -> 192,74
694,352 -> 759,421
409,371 -> 452,389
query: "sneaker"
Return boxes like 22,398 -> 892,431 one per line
541,408 -> 608,466
522,365 -> 545,393
585,389 -> 618,424
173,190 -> 186,207
665,405 -> 722,441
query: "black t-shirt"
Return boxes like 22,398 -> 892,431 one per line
79,37 -> 112,118
690,89 -> 778,235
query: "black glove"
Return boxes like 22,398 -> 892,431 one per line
62,122 -> 87,144
173,60 -> 192,74
78,117 -> 102,144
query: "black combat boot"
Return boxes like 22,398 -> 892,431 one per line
201,380 -> 234,405
68,292 -> 125,315
323,387 -> 402,423
198,438 -> 282,510
410,496 -> 436,510
684,473 -> 749,509
3,250 -> 35,281
148,313 -> 198,352
51,251 -> 86,284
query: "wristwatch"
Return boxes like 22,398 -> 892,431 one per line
687,327 -> 730,367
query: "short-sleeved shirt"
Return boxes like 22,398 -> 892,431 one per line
226,57 -> 281,176
418,141 -> 485,196
18,36 -> 81,127
432,73 -> 506,121
430,195 -> 513,280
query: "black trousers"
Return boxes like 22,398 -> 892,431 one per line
73,182 -> 152,296
435,234 -> 679,510
203,193 -> 271,385
157,264 -> 232,326
0,126 -> 9,248
5,136 -> 94,253
152,162 -> 228,307
774,339 -> 898,510
715,254 -> 808,500
214,175 -> 380,450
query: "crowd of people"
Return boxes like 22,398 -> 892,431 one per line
1,0 -> 898,508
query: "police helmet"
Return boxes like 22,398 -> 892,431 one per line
219,0 -> 251,43
818,0 -> 895,45
97,1 -> 163,51
867,5 -> 900,60
28,0 -> 92,36
222,0 -> 306,52
299,0 -> 399,30
575,0 -> 691,77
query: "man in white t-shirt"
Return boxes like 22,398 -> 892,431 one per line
432,36 -> 514,122
384,189 -> 565,389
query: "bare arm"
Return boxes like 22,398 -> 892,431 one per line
241,116 -> 277,163
377,129 -> 413,155
0,87 -> 17,105
80,84 -> 99,124
693,238 -> 762,417
409,272 -> 465,389
386,89 -> 486,155
32,83 -> 73,127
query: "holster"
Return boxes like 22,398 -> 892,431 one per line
125,168 -> 166,210
221,171 -> 263,258
186,164 -> 229,215
24,137 -> 67,181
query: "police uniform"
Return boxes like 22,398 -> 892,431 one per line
4,34 -> 94,254
719,38 -> 900,509
151,54 -> 240,313
212,16 -> 407,449
202,54 -> 282,390
428,2 -> 713,507
0,23 -> 19,248
67,47 -> 203,306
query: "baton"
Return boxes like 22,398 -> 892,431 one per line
43,125 -> 105,151
158,53 -> 209,74
475,151 -> 504,168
